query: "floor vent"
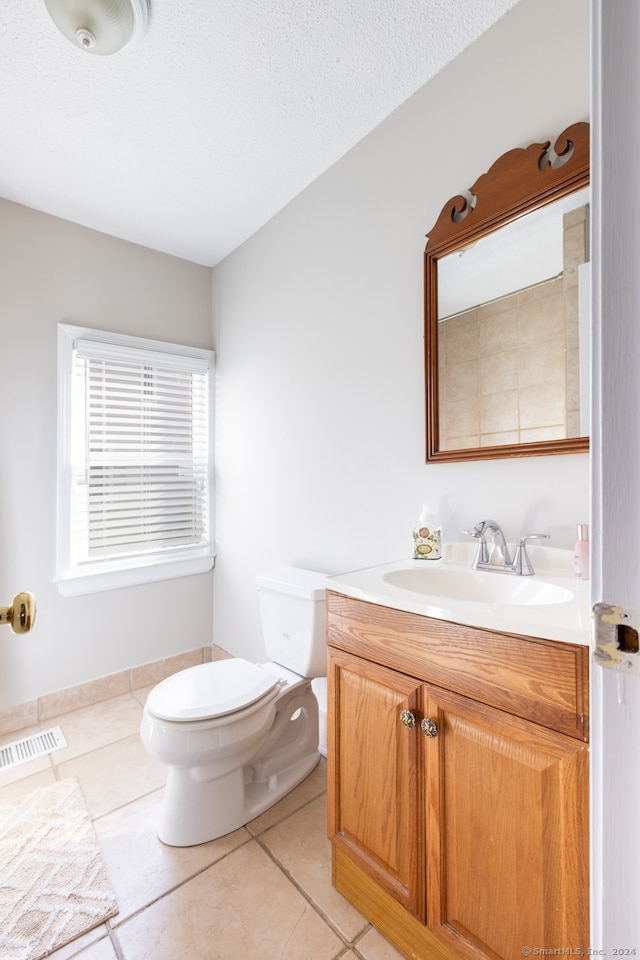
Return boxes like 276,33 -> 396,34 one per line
0,726 -> 68,771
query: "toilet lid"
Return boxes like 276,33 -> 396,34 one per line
147,659 -> 280,722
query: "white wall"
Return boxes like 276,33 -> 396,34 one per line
0,200 -> 213,708
212,0 -> 590,663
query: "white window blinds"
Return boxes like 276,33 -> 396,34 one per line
57,325 -> 214,595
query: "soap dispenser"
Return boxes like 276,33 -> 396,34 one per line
413,505 -> 442,560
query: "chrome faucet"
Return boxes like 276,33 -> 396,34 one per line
462,519 -> 549,576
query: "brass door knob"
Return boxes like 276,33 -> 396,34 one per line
0,592 -> 36,634
400,709 -> 416,728
421,718 -> 438,738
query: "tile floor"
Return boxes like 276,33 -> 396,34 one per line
0,689 -> 404,960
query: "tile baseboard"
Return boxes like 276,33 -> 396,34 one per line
0,644 -> 233,737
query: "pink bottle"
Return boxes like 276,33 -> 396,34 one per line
574,524 -> 590,580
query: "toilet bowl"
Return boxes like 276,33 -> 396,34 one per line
140,567 -> 327,846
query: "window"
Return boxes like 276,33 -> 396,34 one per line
56,324 -> 214,596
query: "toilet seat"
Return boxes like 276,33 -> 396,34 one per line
147,659 -> 280,722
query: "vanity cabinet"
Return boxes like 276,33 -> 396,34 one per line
327,591 -> 589,960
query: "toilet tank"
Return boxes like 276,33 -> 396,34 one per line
256,567 -> 328,678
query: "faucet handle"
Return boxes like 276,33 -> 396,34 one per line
461,523 -> 489,564
514,534 -> 550,575
461,523 -> 482,538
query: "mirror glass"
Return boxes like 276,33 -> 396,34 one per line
424,123 -> 590,462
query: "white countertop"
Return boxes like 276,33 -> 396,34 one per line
328,543 -> 592,646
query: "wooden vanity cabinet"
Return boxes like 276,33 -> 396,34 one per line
327,591 -> 590,960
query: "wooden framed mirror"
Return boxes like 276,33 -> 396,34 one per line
424,122 -> 590,463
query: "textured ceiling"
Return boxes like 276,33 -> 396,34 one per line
0,1 -> 520,266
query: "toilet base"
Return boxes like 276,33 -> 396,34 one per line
157,683 -> 321,846
158,751 -> 320,846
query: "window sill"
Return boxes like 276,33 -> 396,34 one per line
55,554 -> 215,597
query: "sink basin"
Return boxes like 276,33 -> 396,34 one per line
327,544 -> 590,646
382,566 -> 574,606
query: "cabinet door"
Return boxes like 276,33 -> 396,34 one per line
423,685 -> 589,959
328,648 -> 426,920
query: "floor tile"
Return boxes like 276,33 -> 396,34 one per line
94,789 -> 251,921
114,840 -> 344,960
50,694 -> 144,762
73,934 -> 119,959
0,690 -> 386,960
357,927 -> 407,960
260,793 -> 368,942
131,685 -> 153,708
48,925 -> 110,959
0,766 -> 56,802
56,733 -> 165,818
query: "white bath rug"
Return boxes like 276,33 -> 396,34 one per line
0,778 -> 118,960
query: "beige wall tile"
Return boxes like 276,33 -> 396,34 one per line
445,399 -> 480,440
519,337 -> 566,387
129,648 -> 204,690
479,350 -> 518,395
437,324 -> 447,369
442,434 -> 479,451
442,314 -> 479,363
518,286 -> 565,345
520,424 -> 567,443
567,411 -> 583,438
565,348 -> 581,411
477,305 -> 518,356
441,359 -> 478,402
39,672 -> 130,723
480,391 -> 519,435
0,699 -> 38,737
519,381 -> 566,430
517,276 -> 562,308
480,431 -> 520,447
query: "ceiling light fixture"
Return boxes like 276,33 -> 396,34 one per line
43,0 -> 149,56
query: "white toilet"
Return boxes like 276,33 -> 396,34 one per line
140,567 -> 328,846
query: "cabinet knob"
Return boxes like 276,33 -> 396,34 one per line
400,709 -> 416,728
421,717 -> 438,738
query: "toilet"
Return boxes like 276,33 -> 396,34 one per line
140,567 -> 328,846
